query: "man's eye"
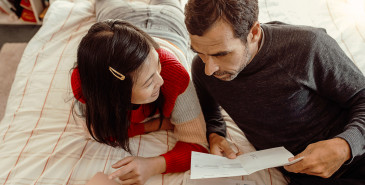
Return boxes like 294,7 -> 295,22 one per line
215,53 -> 227,57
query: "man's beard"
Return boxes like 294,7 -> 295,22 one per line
214,44 -> 251,81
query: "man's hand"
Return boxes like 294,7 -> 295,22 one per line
108,156 -> 166,185
284,138 -> 351,178
209,133 -> 240,159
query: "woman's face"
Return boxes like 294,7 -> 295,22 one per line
131,49 -> 164,104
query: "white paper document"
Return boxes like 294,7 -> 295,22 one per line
184,177 -> 256,185
191,146 -> 303,179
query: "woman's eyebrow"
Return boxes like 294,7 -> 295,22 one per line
143,73 -> 154,86
142,56 -> 159,87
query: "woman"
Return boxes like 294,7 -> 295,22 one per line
70,0 -> 208,184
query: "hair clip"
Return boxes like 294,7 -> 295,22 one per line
109,67 -> 125,81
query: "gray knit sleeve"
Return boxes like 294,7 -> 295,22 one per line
291,29 -> 365,160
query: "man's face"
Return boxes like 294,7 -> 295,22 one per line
190,19 -> 256,81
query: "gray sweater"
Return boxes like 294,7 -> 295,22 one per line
192,22 -> 365,161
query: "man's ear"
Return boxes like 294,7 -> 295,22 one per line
247,21 -> 261,44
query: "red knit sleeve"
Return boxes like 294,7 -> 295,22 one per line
160,141 -> 208,173
128,122 -> 145,138
157,48 -> 190,117
128,105 -> 151,137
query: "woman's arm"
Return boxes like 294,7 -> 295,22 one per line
161,141 -> 208,173
128,118 -> 174,138
143,118 -> 174,133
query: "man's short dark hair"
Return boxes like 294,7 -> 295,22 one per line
185,0 -> 258,42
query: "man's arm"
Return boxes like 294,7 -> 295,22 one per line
191,55 -> 237,158
336,89 -> 365,160
191,55 -> 226,138
285,29 -> 365,178
305,30 -> 365,161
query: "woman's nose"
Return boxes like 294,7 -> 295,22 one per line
156,72 -> 164,86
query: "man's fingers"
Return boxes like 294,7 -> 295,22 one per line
284,159 -> 306,173
221,141 -> 237,159
112,156 -> 134,168
208,133 -> 237,158
210,144 -> 224,156
236,150 -> 244,156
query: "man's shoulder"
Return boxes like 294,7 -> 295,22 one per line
262,21 -> 328,43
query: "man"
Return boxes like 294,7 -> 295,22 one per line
184,0 -> 365,184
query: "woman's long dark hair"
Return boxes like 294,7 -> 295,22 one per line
75,19 -> 163,152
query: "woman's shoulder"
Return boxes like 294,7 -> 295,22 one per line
158,48 -> 190,95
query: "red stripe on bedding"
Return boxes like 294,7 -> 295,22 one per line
137,135 -> 142,156
37,15 -> 92,183
326,0 -> 356,63
103,148 -> 113,173
34,16 -> 91,182
66,140 -> 89,185
268,168 -> 273,185
166,130 -> 169,151
1,54 -> 40,142
162,174 -> 164,185
2,6 -> 77,184
67,13 -> 92,182
33,100 -> 74,184
355,24 -> 365,43
1,5 -> 76,142
161,130 -> 170,185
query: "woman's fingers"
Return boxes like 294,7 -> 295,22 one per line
112,156 -> 134,168
109,157 -> 135,179
120,178 -> 139,185
109,165 -> 133,180
118,171 -> 135,181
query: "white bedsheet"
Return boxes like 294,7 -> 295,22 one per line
0,0 -> 364,184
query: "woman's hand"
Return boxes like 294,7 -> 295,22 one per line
108,156 -> 166,185
144,118 -> 174,133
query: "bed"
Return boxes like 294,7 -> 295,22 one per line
0,0 -> 364,184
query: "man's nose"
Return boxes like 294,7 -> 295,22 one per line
203,57 -> 219,76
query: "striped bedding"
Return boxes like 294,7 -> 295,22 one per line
0,0 -> 364,184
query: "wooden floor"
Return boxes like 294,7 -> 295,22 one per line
0,24 -> 40,48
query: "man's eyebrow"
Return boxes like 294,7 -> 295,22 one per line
211,51 -> 230,57
191,46 -> 230,57
190,46 -> 201,54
